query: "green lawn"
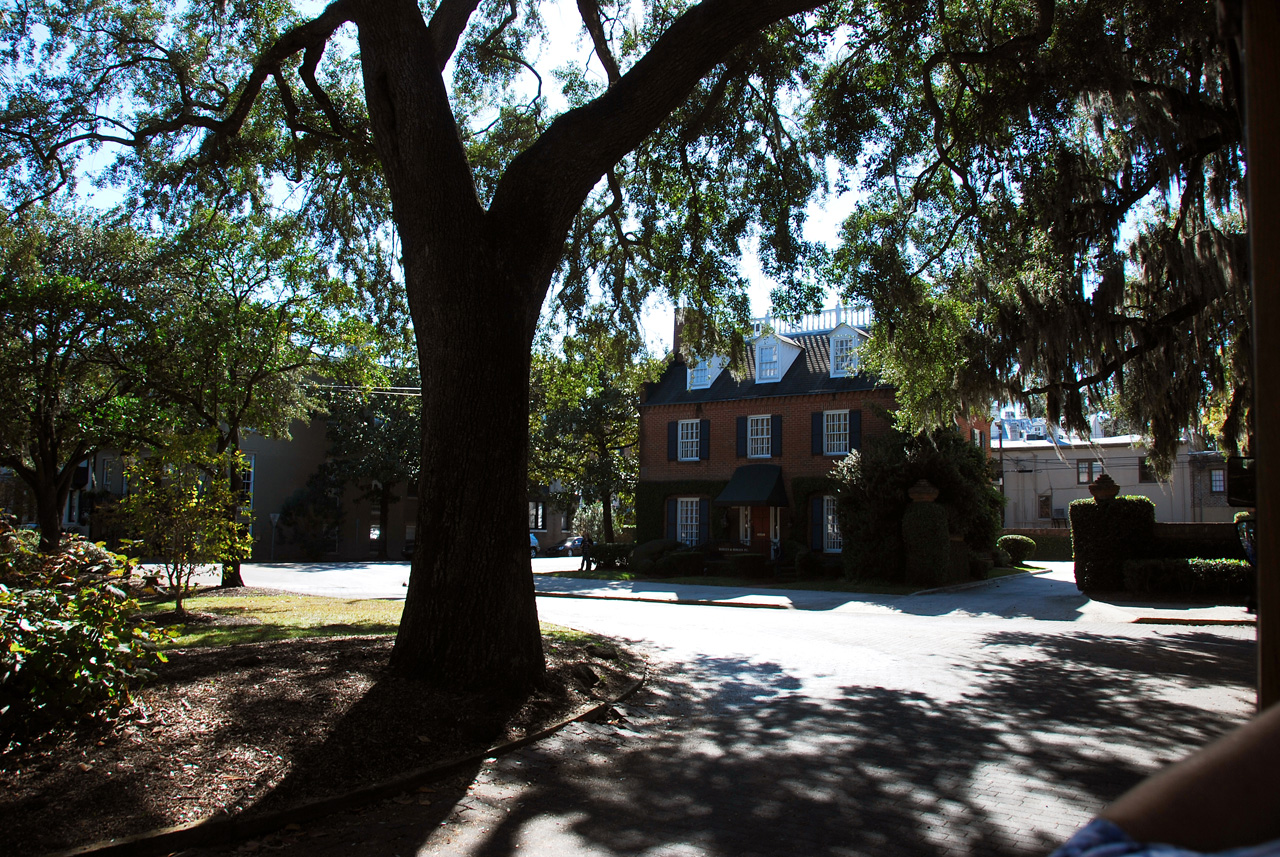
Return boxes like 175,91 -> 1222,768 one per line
141,590 -> 589,649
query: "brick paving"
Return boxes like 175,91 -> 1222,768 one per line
180,600 -> 1255,857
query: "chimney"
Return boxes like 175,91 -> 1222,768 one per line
673,307 -> 687,360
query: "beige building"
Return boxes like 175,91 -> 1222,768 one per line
994,433 -> 1233,527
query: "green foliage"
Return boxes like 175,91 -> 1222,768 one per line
591,543 -> 632,570
1122,558 -> 1253,600
831,427 -> 1003,582
634,481 -> 729,545
278,463 -> 346,561
1069,497 -> 1156,592
117,437 -> 253,611
901,502 -> 950,586
0,516 -> 168,748
996,535 -> 1037,566
817,1 -> 1247,463
529,321 -> 659,542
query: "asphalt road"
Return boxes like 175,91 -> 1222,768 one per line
191,562 -> 1259,857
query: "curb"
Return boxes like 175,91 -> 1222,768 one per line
46,666 -> 649,857
535,589 -> 789,610
1132,616 -> 1256,627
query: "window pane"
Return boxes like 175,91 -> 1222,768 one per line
677,497 -> 700,545
1077,461 -> 1091,484
823,495 -> 842,552
679,420 -> 700,461
1211,469 -> 1226,493
759,345 -> 779,380
824,410 -> 848,455
748,415 -> 771,457
832,337 -> 857,374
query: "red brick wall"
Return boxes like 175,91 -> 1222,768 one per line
638,388 -> 897,484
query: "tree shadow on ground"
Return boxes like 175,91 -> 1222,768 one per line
442,630 -> 1253,857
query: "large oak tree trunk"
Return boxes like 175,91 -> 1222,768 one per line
388,256 -> 545,692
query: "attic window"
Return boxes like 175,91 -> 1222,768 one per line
688,362 -> 709,389
831,335 -> 857,376
758,344 -> 779,381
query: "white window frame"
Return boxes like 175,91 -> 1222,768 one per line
678,419 -> 701,461
1076,460 -> 1102,484
748,415 -> 772,459
529,500 -> 546,531
677,497 -> 700,545
823,495 -> 842,553
688,362 -> 709,389
1210,468 -> 1226,493
758,344 -> 779,381
824,410 -> 849,456
241,453 -> 256,509
831,336 -> 857,377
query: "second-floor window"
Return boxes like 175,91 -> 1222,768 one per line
678,419 -> 700,461
529,500 -> 546,530
1211,468 -> 1226,493
824,410 -> 849,455
1139,457 -> 1159,483
688,363 -> 709,389
1077,460 -> 1103,484
758,344 -> 779,380
748,415 -> 772,458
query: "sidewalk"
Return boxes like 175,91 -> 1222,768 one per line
227,560 -> 1256,627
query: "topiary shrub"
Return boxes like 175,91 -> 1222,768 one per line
1070,496 -> 1155,592
901,501 -> 949,586
1122,558 -> 1253,599
997,534 -> 1036,566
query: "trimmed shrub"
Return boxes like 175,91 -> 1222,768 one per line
668,550 -> 707,577
1069,496 -> 1155,592
902,501 -> 950,586
728,553 -> 768,579
1032,532 -> 1074,561
997,534 -> 1036,565
795,549 -> 823,580
1122,558 -> 1253,600
592,542 -> 632,569
703,559 -> 732,578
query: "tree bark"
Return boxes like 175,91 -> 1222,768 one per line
221,427 -> 246,588
376,482 -> 392,560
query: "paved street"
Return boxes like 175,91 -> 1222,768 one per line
184,563 -> 1256,857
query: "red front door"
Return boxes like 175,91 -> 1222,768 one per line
750,506 -> 771,555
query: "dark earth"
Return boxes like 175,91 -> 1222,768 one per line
0,594 -> 642,856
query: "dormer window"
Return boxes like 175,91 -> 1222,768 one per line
758,345 -> 779,380
688,362 -> 709,389
831,335 -> 858,377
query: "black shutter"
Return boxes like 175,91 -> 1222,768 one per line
736,416 -> 747,457
811,412 -> 823,455
667,421 -> 678,461
771,414 -> 782,458
810,495 -> 824,551
850,410 -> 863,451
698,499 -> 710,545
699,419 -> 711,460
666,498 -> 677,540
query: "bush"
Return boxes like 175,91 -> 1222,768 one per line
592,542 -> 632,569
728,553 -> 768,579
795,549 -> 823,580
704,559 -> 732,578
997,534 -> 1036,565
1122,558 -> 1253,600
1069,496 -> 1155,592
0,518 -> 168,748
902,501 -> 949,586
832,427 -> 1004,583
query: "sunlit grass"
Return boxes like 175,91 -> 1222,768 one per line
139,591 -> 612,649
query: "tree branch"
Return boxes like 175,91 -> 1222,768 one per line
577,0 -> 622,85
425,0 -> 482,73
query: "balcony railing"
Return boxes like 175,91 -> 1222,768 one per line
751,304 -> 872,337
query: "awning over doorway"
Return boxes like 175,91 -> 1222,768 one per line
714,464 -> 788,507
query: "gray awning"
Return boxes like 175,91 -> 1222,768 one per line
714,464 -> 788,507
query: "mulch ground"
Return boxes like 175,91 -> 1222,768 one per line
0,612 -> 641,856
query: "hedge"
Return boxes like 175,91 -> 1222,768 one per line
591,542 -> 632,569
1122,558 -> 1253,599
1069,496 -> 1155,592
634,480 -> 728,544
902,501 -> 949,586
996,534 -> 1036,565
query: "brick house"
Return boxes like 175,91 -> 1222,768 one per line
637,307 -> 897,557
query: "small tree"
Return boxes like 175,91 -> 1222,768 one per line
118,437 -> 252,613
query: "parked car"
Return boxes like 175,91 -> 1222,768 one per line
529,533 -> 540,559
546,535 -> 584,557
